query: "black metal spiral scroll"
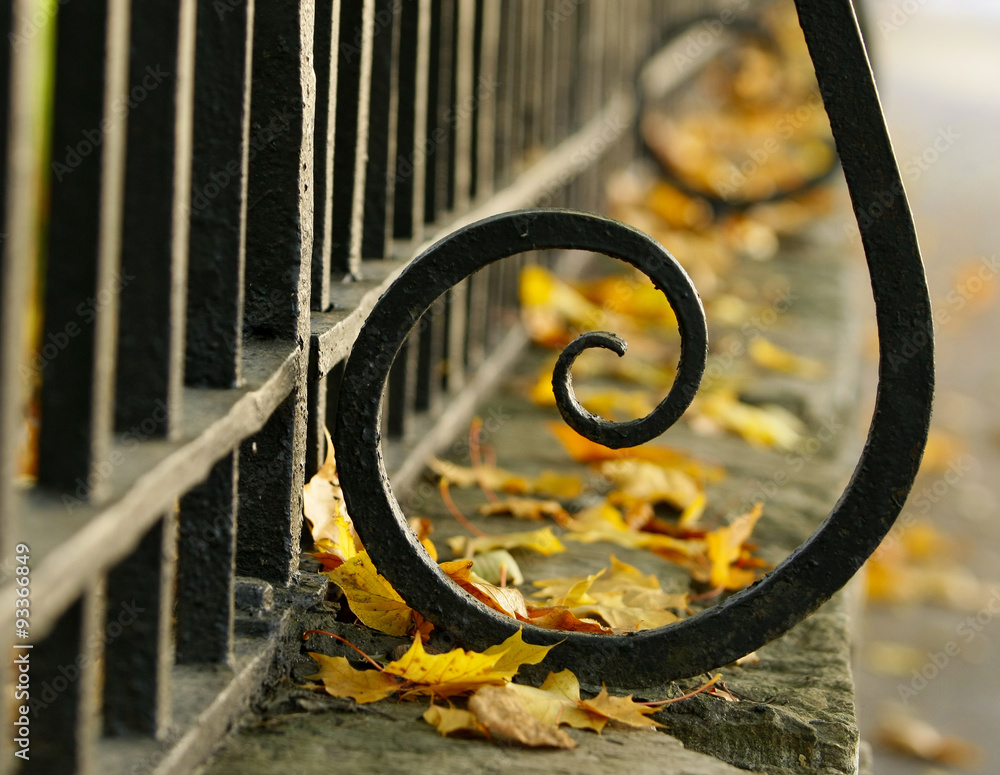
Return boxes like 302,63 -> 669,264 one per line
334,0 -> 933,687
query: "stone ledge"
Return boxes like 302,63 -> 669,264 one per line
200,211 -> 867,775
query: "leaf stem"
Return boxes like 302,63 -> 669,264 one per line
439,477 -> 487,537
303,629 -> 385,671
640,673 -> 722,706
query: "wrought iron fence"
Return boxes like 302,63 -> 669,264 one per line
0,1 -> 739,772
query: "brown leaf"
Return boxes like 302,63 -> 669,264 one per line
423,704 -> 487,738
579,686 -> 663,730
305,653 -> 400,704
477,497 -> 573,525
468,685 -> 577,748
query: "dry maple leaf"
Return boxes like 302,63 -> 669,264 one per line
440,559 -> 529,619
532,556 -> 687,631
385,629 -> 555,699
303,429 -> 361,564
423,704 -> 487,738
521,605 -> 613,634
507,670 -> 606,732
477,497 -> 573,526
427,457 -> 528,493
600,458 -> 704,510
305,653 -> 400,703
690,389 -> 805,450
749,336 -> 826,379
469,549 -> 524,586
325,551 -> 414,636
548,422 -> 724,481
579,686 -> 664,730
468,685 -> 577,748
565,500 -> 704,557
448,526 -> 566,558
705,503 -> 764,590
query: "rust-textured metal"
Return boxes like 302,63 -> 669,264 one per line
335,0 -> 934,685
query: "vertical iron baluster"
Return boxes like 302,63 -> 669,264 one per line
36,0 -> 130,500
330,0 -> 375,277
312,0 -> 341,311
392,0 -> 431,243
103,513 -> 177,737
23,591 -> 104,774
177,452 -> 238,664
114,0 -> 197,437
239,0 -> 316,584
186,0 -> 254,389
361,0 -> 401,260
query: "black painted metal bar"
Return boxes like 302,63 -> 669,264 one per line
330,0 -> 375,276
386,337 -> 417,440
392,0 -> 430,242
177,452 -> 238,664
361,0 -> 401,259
244,0 -> 314,339
115,0 -> 196,437
36,0 -> 129,499
312,0 -> 341,310
424,0 -> 456,223
103,513 -> 176,737
451,0 -> 474,212
306,375 -> 328,477
186,0 -> 254,389
392,0 -> 429,242
495,0 -> 517,186
237,392 -> 306,583
414,299 -> 445,413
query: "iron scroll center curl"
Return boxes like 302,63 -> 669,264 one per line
335,0 -> 933,688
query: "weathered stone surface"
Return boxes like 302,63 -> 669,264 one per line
202,225 -> 866,774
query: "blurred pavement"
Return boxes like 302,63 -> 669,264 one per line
855,1 -> 1000,773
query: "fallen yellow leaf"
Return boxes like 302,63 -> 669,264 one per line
386,629 -> 554,699
477,497 -> 573,525
579,686 -> 663,730
692,389 -> 805,450
448,526 -> 566,558
423,704 -> 486,738
305,653 -> 400,703
706,503 -> 764,590
326,551 -> 414,636
303,429 -> 361,564
749,336 -> 826,379
507,672 -> 603,732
